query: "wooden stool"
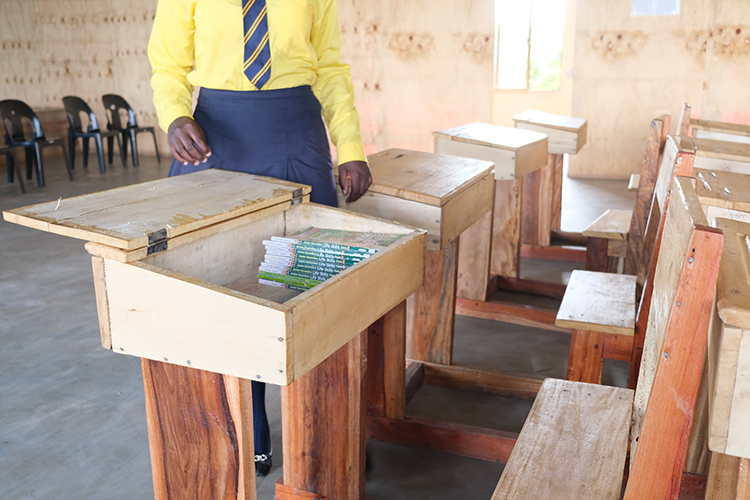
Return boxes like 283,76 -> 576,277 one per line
432,122 -> 548,302
512,110 -> 588,249
3,170 -> 426,500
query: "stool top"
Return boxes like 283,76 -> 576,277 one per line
716,218 -> 750,329
366,148 -> 493,207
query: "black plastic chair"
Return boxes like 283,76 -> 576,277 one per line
102,94 -> 161,167
1,141 -> 25,193
63,96 -> 126,173
0,100 -> 72,187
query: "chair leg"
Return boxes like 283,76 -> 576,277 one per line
107,135 -> 114,165
68,133 -> 77,170
150,130 -> 161,163
59,143 -> 73,181
10,152 -> 26,193
33,144 -> 44,187
121,131 -> 130,166
130,130 -> 139,167
94,135 -> 106,173
567,329 -> 604,384
115,135 -> 126,167
25,148 -> 33,180
82,137 -> 90,170
6,152 -> 13,183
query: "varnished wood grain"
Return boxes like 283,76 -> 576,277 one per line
456,211 -> 492,301
422,362 -> 544,400
567,330 -> 605,384
520,154 -> 554,246
706,454 -> 750,500
280,333 -> 366,500
410,241 -> 458,364
142,360 -> 256,500
456,297 -> 568,333
366,302 -> 406,419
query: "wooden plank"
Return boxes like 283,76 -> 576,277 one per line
691,119 -> 750,139
694,138 -> 750,164
694,129 -> 750,146
583,209 -> 632,239
678,103 -> 692,137
142,360 -> 256,500
491,379 -> 633,500
520,154 -> 554,246
550,153 -> 565,232
2,169 -> 308,250
280,332 -> 366,500
456,210 -> 492,301
367,414 -> 517,464
715,217 -> 750,331
490,178 -> 522,277
555,270 -> 637,336
366,302 -> 407,419
91,256 -> 112,350
706,454 -> 750,500
494,276 -> 567,300
456,297 -> 569,333
629,174 -> 640,191
585,237 -> 610,272
440,171 -> 494,245
520,244 -> 587,263
365,148 -> 494,206
410,240 -> 458,365
275,481 -> 331,500
624,115 -> 669,276
626,181 -> 723,499
421,361 -> 544,400
567,330 -> 605,383
404,361 -> 425,406
434,123 -> 548,180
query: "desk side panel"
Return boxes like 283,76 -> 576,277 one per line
515,122 -> 581,155
104,259 -> 291,385
440,172 -> 495,245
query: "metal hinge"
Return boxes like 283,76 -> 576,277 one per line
147,228 -> 168,255
291,188 -> 304,206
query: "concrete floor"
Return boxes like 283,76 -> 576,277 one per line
0,153 -> 634,500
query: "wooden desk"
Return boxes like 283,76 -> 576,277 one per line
693,137 -> 750,173
433,122 -> 548,301
3,170 -> 426,500
691,118 -> 750,145
513,110 -> 588,247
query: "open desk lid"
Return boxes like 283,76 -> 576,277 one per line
3,170 -> 311,251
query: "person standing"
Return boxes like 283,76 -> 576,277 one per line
148,0 -> 372,477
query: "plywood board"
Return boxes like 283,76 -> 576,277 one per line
491,379 -> 633,500
366,149 -> 493,206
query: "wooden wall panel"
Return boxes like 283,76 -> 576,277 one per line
570,0 -> 750,179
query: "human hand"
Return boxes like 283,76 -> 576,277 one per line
338,160 -> 372,203
167,116 -> 212,166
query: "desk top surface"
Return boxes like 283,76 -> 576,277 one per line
694,168 -> 750,211
366,148 -> 493,206
512,110 -> 587,132
716,218 -> 750,329
433,122 -> 547,151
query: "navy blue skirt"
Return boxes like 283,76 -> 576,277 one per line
168,85 -> 338,208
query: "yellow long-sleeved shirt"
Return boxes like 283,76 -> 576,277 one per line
148,0 -> 365,165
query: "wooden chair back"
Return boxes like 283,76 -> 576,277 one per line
625,176 -> 724,498
677,102 -> 692,136
623,115 -> 671,275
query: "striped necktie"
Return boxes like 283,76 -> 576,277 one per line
242,0 -> 271,89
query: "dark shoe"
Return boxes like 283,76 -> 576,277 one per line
255,453 -> 272,477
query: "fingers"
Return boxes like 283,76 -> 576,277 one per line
339,168 -> 350,195
342,162 -> 372,203
168,118 -> 212,166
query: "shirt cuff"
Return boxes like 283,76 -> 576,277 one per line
336,142 -> 367,166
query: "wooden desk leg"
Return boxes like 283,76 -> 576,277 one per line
520,154 -> 556,247
706,454 -> 750,500
367,302 -> 407,419
142,359 -> 256,500
550,153 -> 564,233
457,211 -> 493,302
278,332 -> 366,500
567,329 -> 604,384
410,239 -> 459,365
490,178 -> 523,279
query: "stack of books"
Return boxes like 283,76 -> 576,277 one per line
258,227 -> 405,291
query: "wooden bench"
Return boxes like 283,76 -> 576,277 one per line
580,115 -> 670,274
556,135 -> 695,386
678,102 -> 750,145
493,177 -> 725,499
512,110 -> 588,248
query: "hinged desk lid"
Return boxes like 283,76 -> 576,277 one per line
433,122 -> 547,151
3,169 -> 311,250
365,148 -> 493,206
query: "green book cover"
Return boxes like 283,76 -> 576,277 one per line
259,264 -> 336,282
258,271 -> 322,288
263,241 -> 372,261
258,278 -> 309,292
